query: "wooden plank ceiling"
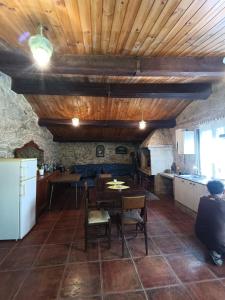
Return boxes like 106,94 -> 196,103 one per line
1,0 -> 225,142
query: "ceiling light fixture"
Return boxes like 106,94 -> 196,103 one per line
139,107 -> 146,130
139,119 -> 146,130
28,25 -> 53,68
72,117 -> 80,127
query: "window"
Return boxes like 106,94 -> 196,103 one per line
199,119 -> 225,179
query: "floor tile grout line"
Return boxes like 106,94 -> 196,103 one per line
124,237 -> 148,300
195,258 -> 222,280
148,236 -> 164,257
12,212 -> 62,300
30,212 -> 63,267
56,210 -> 82,300
0,229 -> 27,265
5,197 -> 225,299
0,243 -> 17,266
98,240 -> 104,300
219,277 -> 225,287
162,253 -> 196,300
100,254 -> 162,262
162,248 -> 220,280
149,218 -> 199,299
145,283 -> 186,292
183,277 -> 225,285
2,196 -> 78,298
149,235 -> 195,299
102,288 -> 149,297
11,269 -> 31,300
0,213 -> 61,264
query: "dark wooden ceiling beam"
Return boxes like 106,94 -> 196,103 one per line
0,51 -> 225,78
12,78 -> 211,99
53,137 -> 144,143
38,118 -> 176,128
109,82 -> 211,99
139,57 -> 225,77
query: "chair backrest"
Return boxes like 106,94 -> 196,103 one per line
122,195 -> 145,210
84,180 -> 97,212
96,175 -> 112,191
99,173 -> 112,179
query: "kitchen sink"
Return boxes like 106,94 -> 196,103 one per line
180,174 -> 206,179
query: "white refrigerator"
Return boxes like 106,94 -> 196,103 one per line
0,158 -> 37,240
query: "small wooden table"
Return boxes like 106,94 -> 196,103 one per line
49,173 -> 81,209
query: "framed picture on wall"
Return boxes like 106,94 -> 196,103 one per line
115,146 -> 128,154
96,145 -> 105,157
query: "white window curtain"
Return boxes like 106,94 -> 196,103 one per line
199,118 -> 225,179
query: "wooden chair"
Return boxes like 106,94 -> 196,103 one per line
96,174 -> 112,191
118,195 -> 148,257
98,173 -> 112,179
84,182 -> 111,251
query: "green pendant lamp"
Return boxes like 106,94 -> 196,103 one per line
28,25 -> 53,68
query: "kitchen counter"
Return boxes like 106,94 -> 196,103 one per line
161,172 -> 225,185
160,172 -> 175,180
37,171 -> 59,182
160,172 -> 208,184
159,173 -> 225,197
175,174 -> 225,186
175,174 -> 208,185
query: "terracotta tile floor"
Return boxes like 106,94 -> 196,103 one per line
1,188 -> 225,299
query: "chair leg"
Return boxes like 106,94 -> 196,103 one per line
144,223 -> 148,255
116,214 -> 120,238
85,224 -> 88,251
108,221 -> 111,249
121,223 -> 125,257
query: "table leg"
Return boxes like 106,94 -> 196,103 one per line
75,183 -> 78,209
49,184 -> 54,210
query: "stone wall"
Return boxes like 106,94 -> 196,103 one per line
140,82 -> 225,175
141,128 -> 173,147
58,142 -> 137,168
0,72 -> 58,162
173,81 -> 225,173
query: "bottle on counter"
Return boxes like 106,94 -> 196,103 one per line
171,162 -> 177,174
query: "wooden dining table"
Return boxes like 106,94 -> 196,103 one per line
48,173 -> 81,209
96,182 -> 147,210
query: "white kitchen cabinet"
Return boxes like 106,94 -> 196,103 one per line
184,180 -> 195,210
174,178 -> 194,210
174,177 -> 187,206
174,176 -> 208,212
193,183 -> 208,212
176,129 -> 195,154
